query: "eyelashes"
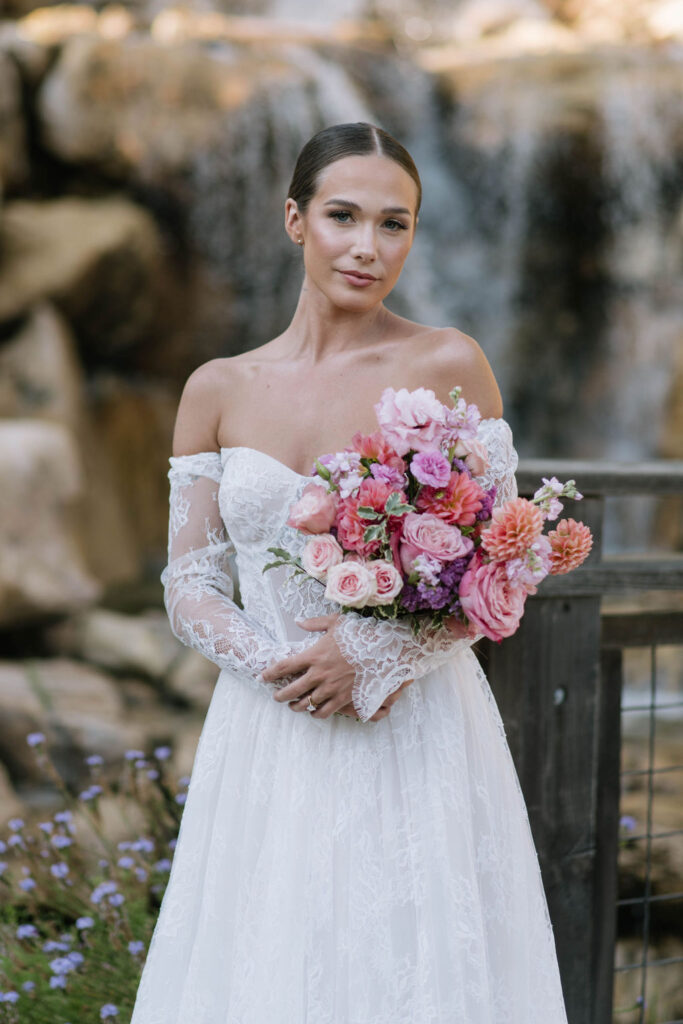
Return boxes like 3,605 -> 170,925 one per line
327,210 -> 408,231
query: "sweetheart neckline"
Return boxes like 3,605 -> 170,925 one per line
219,417 -> 509,481
219,417 -> 508,481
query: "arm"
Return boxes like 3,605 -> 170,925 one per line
162,452 -> 304,680
333,417 -> 518,721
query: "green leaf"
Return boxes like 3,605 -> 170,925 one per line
314,459 -> 332,481
362,524 -> 385,543
262,560 -> 288,573
357,505 -> 381,520
266,546 -> 293,560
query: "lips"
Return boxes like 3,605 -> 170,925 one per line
338,270 -> 377,282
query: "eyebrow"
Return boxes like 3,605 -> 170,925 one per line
323,198 -> 413,217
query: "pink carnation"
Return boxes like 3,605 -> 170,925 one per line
459,550 -> 528,642
286,483 -> 337,535
416,471 -> 486,526
410,450 -> 452,488
547,518 -> 593,575
336,478 -> 404,557
374,386 -> 449,456
480,497 -> 544,561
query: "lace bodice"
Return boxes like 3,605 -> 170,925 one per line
162,418 -> 518,721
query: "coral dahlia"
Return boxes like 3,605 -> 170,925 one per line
547,518 -> 593,574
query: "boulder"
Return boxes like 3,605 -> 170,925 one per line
0,49 -> 28,189
0,657 -> 142,786
0,196 -> 165,363
0,419 -> 100,626
0,304 -> 144,585
166,648 -> 219,710
45,607 -> 181,680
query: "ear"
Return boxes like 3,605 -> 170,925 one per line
285,198 -> 304,246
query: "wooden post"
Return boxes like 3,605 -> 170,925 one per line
479,495 -> 605,1024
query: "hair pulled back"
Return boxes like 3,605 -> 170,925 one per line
287,122 -> 422,215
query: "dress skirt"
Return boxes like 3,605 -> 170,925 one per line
130,648 -> 568,1024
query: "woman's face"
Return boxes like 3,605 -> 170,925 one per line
285,153 -> 419,311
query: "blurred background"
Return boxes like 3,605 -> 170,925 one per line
0,1 -> 682,1019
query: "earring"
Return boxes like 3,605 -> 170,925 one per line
297,238 -> 304,246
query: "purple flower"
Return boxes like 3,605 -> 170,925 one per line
54,811 -> 72,823
8,835 -> 24,848
410,450 -> 452,488
168,838 -> 177,850
43,940 -> 70,952
76,916 -> 95,929
620,815 -> 637,833
146,769 -> 159,781
117,857 -> 135,869
154,745 -> 171,760
100,1004 -> 119,1018
79,784 -> 103,801
67,951 -> 84,966
26,732 -> 45,747
135,867 -> 148,882
49,956 -> 75,975
8,818 -> 24,832
90,880 -> 118,904
51,835 -> 72,849
50,862 -> 69,879
134,759 -> 148,769
21,980 -> 35,992
128,940 -> 145,955
85,754 -> 104,767
1,991 -> 19,1003
117,841 -> 132,850
38,821 -> 54,834
175,793 -> 187,805
178,776 -> 190,787
19,877 -> 36,891
369,463 -> 407,489
154,858 -> 171,873
49,974 -> 67,989
16,924 -> 37,939
0,839 -> 6,852
124,749 -> 145,761
475,486 -> 497,522
108,892 -> 125,907
131,838 -> 154,853
0,862 -> 8,877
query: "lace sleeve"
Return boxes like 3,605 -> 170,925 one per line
162,452 -> 301,682
333,417 -> 519,722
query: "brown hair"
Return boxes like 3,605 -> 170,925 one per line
287,122 -> 422,215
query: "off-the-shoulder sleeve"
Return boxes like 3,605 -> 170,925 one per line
333,418 -> 519,722
161,452 -> 303,683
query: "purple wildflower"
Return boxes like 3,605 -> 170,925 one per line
26,732 -> 45,747
100,1004 -> 119,1018
49,975 -> 67,989
124,749 -> 145,761
154,745 -> 171,760
8,818 -> 24,832
18,878 -> 36,891
0,862 -> 8,876
1,991 -> 19,1004
16,924 -> 37,939
51,835 -> 72,849
50,862 -> 69,879
76,916 -> 94,929
128,940 -> 145,955
117,857 -> 135,869
85,754 -> 104,767
476,486 -> 497,522
53,810 -> 72,823
21,980 -> 35,992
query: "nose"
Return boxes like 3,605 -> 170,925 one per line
351,223 -> 377,262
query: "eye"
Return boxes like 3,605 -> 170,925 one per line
329,210 -> 353,223
384,219 -> 408,231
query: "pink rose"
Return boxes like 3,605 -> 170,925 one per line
453,437 -> 489,477
286,483 -> 337,534
365,559 -> 404,606
399,512 -> 473,575
301,534 -> 344,582
459,550 -> 527,642
374,386 -> 449,456
410,450 -> 452,488
324,561 -> 377,608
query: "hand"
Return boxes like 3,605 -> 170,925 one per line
261,614 -> 413,721
335,677 -> 414,722
444,615 -> 479,641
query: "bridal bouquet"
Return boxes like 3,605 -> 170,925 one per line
263,386 -> 593,642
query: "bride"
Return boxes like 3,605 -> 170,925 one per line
130,122 -> 569,1023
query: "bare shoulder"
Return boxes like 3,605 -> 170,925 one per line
172,357 -> 240,456
410,327 -> 503,419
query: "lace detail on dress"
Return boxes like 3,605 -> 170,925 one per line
162,452 -> 304,684
333,417 -> 519,722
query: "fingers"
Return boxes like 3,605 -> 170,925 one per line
261,650 -> 311,683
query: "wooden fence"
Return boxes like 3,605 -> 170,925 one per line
479,458 -> 683,1024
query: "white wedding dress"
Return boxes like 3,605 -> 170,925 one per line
130,417 -> 569,1024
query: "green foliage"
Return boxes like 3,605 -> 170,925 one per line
0,737 -> 186,1021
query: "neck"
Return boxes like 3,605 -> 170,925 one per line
283,276 -> 391,363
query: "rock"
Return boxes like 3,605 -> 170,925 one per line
0,196 -> 165,363
45,607 -> 181,680
451,0 -> 551,43
0,49 -> 28,189
0,21 -> 52,87
0,304 -> 144,585
0,657 -> 143,787
35,32 -> 298,190
0,759 -> 23,825
166,648 -> 218,711
0,419 -> 100,626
